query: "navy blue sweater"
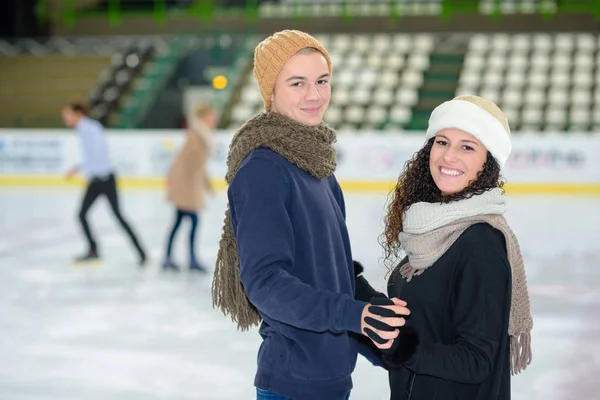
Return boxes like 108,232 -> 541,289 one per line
228,148 -> 368,400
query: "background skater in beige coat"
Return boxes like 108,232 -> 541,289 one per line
163,104 -> 218,272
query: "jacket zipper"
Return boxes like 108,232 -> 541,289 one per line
404,372 -> 416,400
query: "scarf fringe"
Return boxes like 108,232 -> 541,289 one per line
510,331 -> 532,375
211,208 -> 261,331
399,262 -> 423,282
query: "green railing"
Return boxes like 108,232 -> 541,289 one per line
3,116 -> 63,129
211,33 -> 261,128
39,0 -> 600,29
116,33 -> 258,129
117,34 -> 187,129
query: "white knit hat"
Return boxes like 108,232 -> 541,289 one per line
424,95 -> 512,168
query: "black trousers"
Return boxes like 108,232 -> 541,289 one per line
78,173 -> 145,258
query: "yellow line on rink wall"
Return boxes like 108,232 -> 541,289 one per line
502,183 -> 600,195
340,181 -> 600,195
0,175 -> 599,195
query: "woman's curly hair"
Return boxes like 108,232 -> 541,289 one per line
380,137 -> 505,268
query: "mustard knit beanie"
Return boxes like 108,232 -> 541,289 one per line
253,30 -> 333,111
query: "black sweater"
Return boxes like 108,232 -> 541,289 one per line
357,223 -> 513,400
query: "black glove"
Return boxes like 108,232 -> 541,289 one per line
353,261 -> 387,302
368,297 -> 418,359
353,260 -> 365,277
362,296 -> 400,346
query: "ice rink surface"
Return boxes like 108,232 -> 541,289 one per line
0,187 -> 599,400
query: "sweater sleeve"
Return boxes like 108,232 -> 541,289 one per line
351,332 -> 386,368
229,156 -> 367,335
329,176 -> 346,220
386,225 -> 511,384
330,177 -> 387,304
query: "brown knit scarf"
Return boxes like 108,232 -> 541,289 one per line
397,189 -> 533,375
211,112 -> 337,331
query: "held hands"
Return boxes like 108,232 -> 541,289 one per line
361,297 -> 409,350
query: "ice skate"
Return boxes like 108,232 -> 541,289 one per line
161,259 -> 180,271
73,250 -> 101,266
189,260 -> 208,274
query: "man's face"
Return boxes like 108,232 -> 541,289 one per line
270,51 -> 331,126
61,108 -> 80,128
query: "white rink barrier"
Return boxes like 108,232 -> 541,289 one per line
0,129 -> 599,194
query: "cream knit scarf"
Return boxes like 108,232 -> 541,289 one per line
398,188 -> 533,375
189,119 -> 214,153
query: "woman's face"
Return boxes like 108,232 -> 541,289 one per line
429,128 -> 488,196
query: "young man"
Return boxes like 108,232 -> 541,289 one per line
212,30 -> 410,400
62,103 -> 147,266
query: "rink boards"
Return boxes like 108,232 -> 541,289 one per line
0,129 -> 599,194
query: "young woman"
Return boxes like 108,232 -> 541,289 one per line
357,95 -> 533,399
163,103 -> 217,272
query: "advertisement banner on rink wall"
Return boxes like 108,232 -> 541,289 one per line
0,129 -> 599,193
0,131 -> 186,178
503,135 -> 600,183
0,129 -> 233,180
334,135 -> 422,180
333,133 -> 600,184
0,132 -> 73,174
110,132 -> 184,177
